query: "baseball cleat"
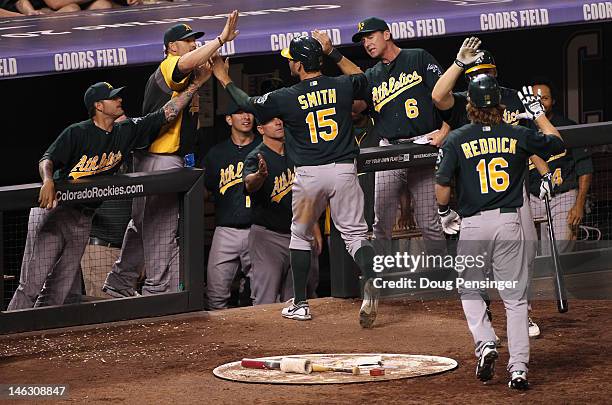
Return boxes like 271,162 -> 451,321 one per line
508,370 -> 529,390
476,342 -> 498,382
528,317 -> 541,338
102,283 -> 141,298
359,278 -> 379,329
281,299 -> 312,321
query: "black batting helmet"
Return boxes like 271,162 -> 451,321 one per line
281,36 -> 323,72
464,50 -> 496,76
468,74 -> 501,108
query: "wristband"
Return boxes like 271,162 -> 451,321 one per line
453,59 -> 465,69
217,36 -> 224,46
328,48 -> 343,64
438,205 -> 450,215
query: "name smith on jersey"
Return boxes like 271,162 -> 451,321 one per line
461,137 -> 517,159
298,88 -> 337,110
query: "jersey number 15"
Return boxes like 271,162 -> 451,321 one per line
476,157 -> 510,193
306,108 -> 338,143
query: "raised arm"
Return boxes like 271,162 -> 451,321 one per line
518,86 -> 561,139
312,30 -> 363,75
432,37 -> 483,111
177,10 -> 239,74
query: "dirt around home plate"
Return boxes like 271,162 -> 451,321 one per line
1,298 -> 611,404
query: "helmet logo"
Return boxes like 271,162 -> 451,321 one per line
183,24 -> 192,32
104,82 -> 113,89
358,21 -> 365,31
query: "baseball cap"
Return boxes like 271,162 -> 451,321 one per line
224,100 -> 245,115
352,17 -> 390,43
83,82 -> 125,109
164,23 -> 204,47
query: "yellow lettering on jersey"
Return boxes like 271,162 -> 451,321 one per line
460,137 -> 518,160
299,89 -> 337,110
371,71 -> 423,113
271,168 -> 295,203
219,162 -> 244,195
69,151 -> 123,179
470,140 -> 480,157
298,95 -> 308,110
461,143 -> 473,159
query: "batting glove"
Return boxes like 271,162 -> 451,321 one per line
539,172 -> 555,200
517,86 -> 545,120
438,207 -> 461,235
454,37 -> 483,69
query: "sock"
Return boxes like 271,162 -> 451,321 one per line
354,245 -> 376,281
290,249 -> 311,303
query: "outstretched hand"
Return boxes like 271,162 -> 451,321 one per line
219,10 -> 240,43
517,86 -> 545,120
456,37 -> 483,66
193,60 -> 213,85
257,153 -> 268,178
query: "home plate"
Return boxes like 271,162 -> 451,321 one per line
213,353 -> 458,384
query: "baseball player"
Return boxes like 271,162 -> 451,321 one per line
103,12 -> 240,298
8,74 -> 209,310
211,36 -> 379,327
313,19 -> 447,258
528,79 -> 593,254
203,101 -> 260,310
243,117 -> 320,305
432,37 -> 549,338
435,75 -> 564,389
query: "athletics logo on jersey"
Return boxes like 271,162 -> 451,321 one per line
219,162 -> 244,194
271,168 -> 295,203
69,151 -> 123,179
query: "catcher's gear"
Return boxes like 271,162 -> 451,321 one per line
539,172 -> 554,200
517,85 -> 545,120
467,74 -> 501,108
438,207 -> 461,235
455,37 -> 484,69
464,49 -> 496,76
281,36 -> 323,72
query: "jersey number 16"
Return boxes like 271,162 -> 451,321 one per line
306,108 -> 338,143
476,157 -> 510,193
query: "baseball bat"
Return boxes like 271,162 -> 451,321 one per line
311,364 -> 360,375
544,195 -> 569,313
241,358 -> 281,370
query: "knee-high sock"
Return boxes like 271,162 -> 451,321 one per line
354,245 -> 376,281
290,249 -> 311,303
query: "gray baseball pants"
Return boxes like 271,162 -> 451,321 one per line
457,208 -> 530,373
249,224 -> 318,305
530,189 -> 577,254
206,226 -> 251,310
104,151 -> 181,295
8,206 -> 91,310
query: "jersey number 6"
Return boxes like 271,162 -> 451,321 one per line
306,108 -> 339,143
476,157 -> 510,193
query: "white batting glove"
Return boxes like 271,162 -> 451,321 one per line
539,172 -> 554,200
438,207 -> 461,235
454,37 -> 483,69
517,86 -> 545,120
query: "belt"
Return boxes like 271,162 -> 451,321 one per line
474,207 -> 518,216
89,236 -> 122,249
335,158 -> 354,164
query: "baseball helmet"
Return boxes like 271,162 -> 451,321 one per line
464,50 -> 496,76
281,36 -> 323,71
468,74 -> 501,108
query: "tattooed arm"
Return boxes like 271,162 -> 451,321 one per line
38,159 -> 57,209
162,63 -> 212,123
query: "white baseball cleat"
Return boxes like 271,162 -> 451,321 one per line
476,342 -> 498,382
281,299 -> 312,321
508,370 -> 529,390
359,278 -> 379,328
528,317 -> 541,338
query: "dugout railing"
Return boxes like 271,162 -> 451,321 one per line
0,168 -> 204,334
330,122 -> 612,298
